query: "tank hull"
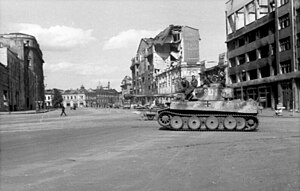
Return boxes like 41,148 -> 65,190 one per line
157,99 -> 259,131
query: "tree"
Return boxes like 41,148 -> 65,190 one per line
52,89 -> 63,108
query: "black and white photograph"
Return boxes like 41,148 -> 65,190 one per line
0,0 -> 300,190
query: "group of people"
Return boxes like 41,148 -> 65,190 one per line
179,75 -> 198,100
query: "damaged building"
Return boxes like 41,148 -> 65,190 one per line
0,33 -> 45,111
130,25 -> 201,104
226,0 -> 300,111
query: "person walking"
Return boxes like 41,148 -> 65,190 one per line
60,104 -> 67,116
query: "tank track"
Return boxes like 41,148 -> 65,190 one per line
157,110 -> 259,131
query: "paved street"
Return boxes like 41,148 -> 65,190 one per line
0,108 -> 299,191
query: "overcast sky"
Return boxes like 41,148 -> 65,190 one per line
0,0 -> 227,91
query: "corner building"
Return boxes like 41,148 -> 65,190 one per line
225,0 -> 300,110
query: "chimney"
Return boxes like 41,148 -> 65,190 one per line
108,81 -> 110,89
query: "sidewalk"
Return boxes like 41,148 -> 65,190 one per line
0,109 -> 51,115
258,108 -> 300,118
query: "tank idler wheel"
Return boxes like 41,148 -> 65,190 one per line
205,116 -> 219,130
157,112 -> 171,127
224,116 -> 237,130
170,116 -> 184,130
188,116 -> 201,130
236,117 -> 246,130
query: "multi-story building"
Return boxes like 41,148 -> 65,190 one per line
130,25 -> 201,104
120,75 -> 132,97
0,33 -> 45,111
85,84 -> 119,108
62,85 -> 87,108
225,0 -> 300,110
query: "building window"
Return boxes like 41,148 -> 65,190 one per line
280,60 -> 292,74
247,31 -> 256,43
257,25 -> 269,39
245,2 -> 256,25
260,66 -> 270,77
227,40 -> 236,51
297,33 -> 300,47
227,14 -> 235,34
236,8 -> 245,30
278,14 -> 290,30
247,49 -> 257,62
238,37 -> 245,47
258,45 -> 269,58
279,37 -> 290,52
237,54 -> 246,65
229,57 -> 236,67
249,69 -> 258,80
257,0 -> 269,19
278,0 -> 289,7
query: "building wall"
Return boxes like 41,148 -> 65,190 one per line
225,0 -> 300,110
0,63 -> 9,111
0,33 -> 45,110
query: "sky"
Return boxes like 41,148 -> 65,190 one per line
0,0 -> 227,91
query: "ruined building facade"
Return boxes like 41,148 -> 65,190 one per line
0,33 -> 45,111
130,25 -> 201,104
226,0 -> 300,110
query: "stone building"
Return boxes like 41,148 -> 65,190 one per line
130,25 -> 201,104
62,85 -> 87,108
0,33 -> 45,111
85,84 -> 119,108
225,0 -> 300,110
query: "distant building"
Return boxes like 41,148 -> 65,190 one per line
62,85 -> 87,108
225,0 -> 300,110
130,25 -> 201,104
85,83 -> 119,108
45,89 -> 54,107
0,33 -> 45,111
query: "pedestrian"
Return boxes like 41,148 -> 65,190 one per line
60,104 -> 67,116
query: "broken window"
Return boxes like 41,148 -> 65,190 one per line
260,65 -> 270,77
247,31 -> 256,43
237,54 -> 246,65
227,40 -> 236,51
238,37 -> 245,47
279,37 -> 290,52
229,57 -> 237,67
236,8 -> 245,30
249,69 -> 258,80
257,25 -> 269,38
258,45 -> 269,58
246,2 -> 256,25
257,0 -> 269,19
279,14 -> 290,30
230,74 -> 237,83
248,49 -> 257,62
280,60 -> 292,74
227,14 -> 235,34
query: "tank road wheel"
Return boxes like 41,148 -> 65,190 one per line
170,116 -> 184,130
246,117 -> 259,131
236,117 -> 246,130
224,116 -> 237,130
205,116 -> 219,130
157,112 -> 171,127
188,116 -> 201,130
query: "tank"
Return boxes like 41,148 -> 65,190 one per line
157,83 -> 259,131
